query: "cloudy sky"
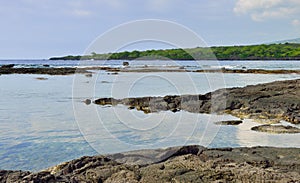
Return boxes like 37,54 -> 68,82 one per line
0,0 -> 300,59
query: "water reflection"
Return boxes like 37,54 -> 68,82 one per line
0,72 -> 300,171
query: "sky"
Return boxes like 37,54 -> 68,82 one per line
0,0 -> 300,59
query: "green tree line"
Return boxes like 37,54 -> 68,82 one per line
49,43 -> 300,60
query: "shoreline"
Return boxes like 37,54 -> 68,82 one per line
49,58 -> 300,61
0,67 -> 90,75
48,43 -> 300,61
1,66 -> 299,182
0,66 -> 300,75
1,145 -> 299,182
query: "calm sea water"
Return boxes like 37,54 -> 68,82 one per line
1,59 -> 300,70
0,60 -> 300,171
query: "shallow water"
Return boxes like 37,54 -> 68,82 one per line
0,63 -> 300,171
1,60 -> 300,70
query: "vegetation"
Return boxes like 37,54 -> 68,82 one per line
49,43 -> 300,60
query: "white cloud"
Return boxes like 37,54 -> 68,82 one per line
234,0 -> 283,14
72,9 -> 92,17
292,19 -> 300,26
234,0 -> 300,21
251,7 -> 295,21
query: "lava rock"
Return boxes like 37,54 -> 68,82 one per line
94,79 -> 300,124
1,64 -> 15,68
215,120 -> 243,125
2,146 -> 300,182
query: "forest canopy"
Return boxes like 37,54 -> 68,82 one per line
50,43 -> 300,60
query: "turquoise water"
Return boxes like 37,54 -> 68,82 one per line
0,60 -> 300,171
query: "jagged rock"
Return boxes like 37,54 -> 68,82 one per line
1,146 -> 299,182
94,79 -> 300,124
94,98 -> 120,105
0,170 -> 30,183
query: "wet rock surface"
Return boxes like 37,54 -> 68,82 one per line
1,66 -> 299,76
214,120 -> 243,125
1,64 -> 15,68
251,125 -> 300,134
0,67 -> 90,75
35,77 -> 48,80
194,68 -> 300,74
116,67 -> 300,74
0,66 -> 123,75
1,146 -> 299,182
95,79 -> 300,124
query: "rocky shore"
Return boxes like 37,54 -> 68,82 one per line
1,145 -> 299,182
120,67 -> 300,74
1,65 -> 300,75
92,66 -> 300,74
95,79 -> 300,125
0,67 -> 89,75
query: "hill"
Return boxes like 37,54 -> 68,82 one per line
269,38 -> 300,44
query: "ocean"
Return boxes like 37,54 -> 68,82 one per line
1,59 -> 300,70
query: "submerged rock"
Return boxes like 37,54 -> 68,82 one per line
84,99 -> 92,105
108,72 -> 118,75
85,73 -> 93,77
35,77 -> 48,80
215,120 -> 243,125
123,61 -> 129,66
1,146 -> 300,182
251,124 -> 300,134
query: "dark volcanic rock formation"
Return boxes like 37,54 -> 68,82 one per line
95,79 -> 300,124
109,67 -> 300,74
1,146 -> 299,182
0,67 -> 90,75
194,68 -> 300,74
0,66 -> 124,75
1,64 -> 15,68
214,120 -> 243,125
0,170 -> 30,183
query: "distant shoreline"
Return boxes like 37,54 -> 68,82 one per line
49,43 -> 300,61
0,66 -> 300,75
49,58 -> 300,61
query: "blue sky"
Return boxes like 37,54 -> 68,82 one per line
0,0 -> 300,59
